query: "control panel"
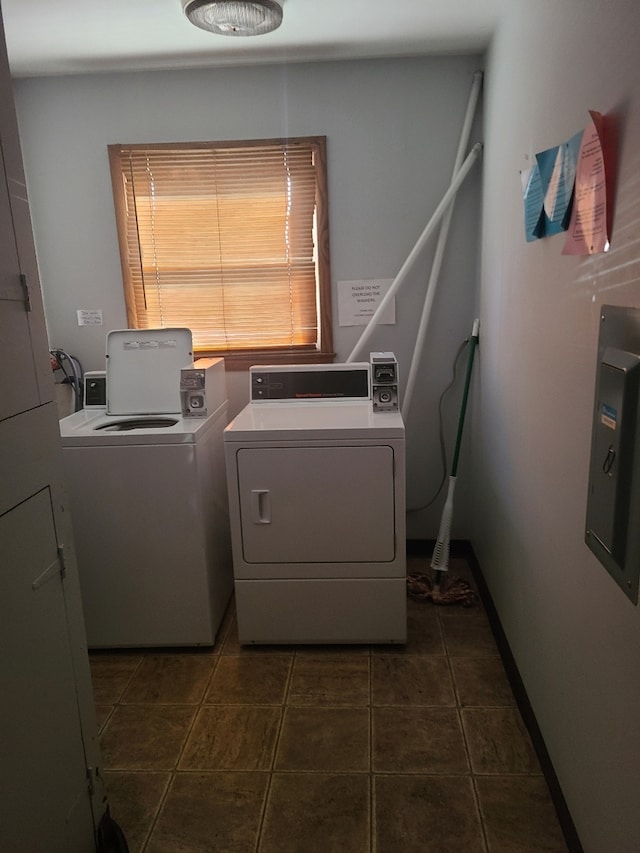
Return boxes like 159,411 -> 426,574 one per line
249,363 -> 370,402
180,357 -> 226,418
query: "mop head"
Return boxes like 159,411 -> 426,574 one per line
406,571 -> 476,607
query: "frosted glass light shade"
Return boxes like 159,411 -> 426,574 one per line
183,0 -> 283,36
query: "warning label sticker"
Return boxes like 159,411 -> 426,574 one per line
601,403 -> 617,430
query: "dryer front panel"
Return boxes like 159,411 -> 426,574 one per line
236,445 -> 396,565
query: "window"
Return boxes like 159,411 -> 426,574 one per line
108,136 -> 333,368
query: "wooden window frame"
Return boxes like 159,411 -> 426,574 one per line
108,136 -> 334,370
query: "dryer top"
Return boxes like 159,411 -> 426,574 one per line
224,399 -> 404,442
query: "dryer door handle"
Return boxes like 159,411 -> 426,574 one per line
250,489 -> 271,524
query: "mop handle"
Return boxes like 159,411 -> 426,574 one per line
450,318 -> 480,477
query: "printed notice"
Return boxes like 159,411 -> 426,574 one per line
535,130 -> 583,237
337,279 -> 395,326
76,309 -> 103,326
522,163 -> 545,242
563,111 -> 612,255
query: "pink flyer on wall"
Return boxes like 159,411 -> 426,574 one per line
562,111 -> 612,255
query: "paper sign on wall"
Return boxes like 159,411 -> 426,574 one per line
76,309 -> 103,326
536,130 -> 583,236
522,163 -> 545,242
562,111 -> 612,255
337,279 -> 395,326
522,110 -> 615,253
523,131 -> 582,241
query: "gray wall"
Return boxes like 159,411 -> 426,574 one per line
476,0 -> 640,850
14,55 -> 483,538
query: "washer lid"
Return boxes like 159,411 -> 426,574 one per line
106,328 -> 193,415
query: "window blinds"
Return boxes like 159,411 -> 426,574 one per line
109,138 -> 328,355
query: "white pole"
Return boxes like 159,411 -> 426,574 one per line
402,71 -> 483,419
346,141 -> 483,364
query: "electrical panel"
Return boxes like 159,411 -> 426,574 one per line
586,305 -> 640,604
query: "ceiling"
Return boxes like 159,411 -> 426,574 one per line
1,0 -> 507,78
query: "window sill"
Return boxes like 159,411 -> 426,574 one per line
194,349 -> 337,371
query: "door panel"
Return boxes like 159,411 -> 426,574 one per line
0,15 -> 53,415
0,489 -> 95,852
0,137 -> 44,421
237,445 -> 396,563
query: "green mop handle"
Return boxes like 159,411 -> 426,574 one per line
450,318 -> 480,478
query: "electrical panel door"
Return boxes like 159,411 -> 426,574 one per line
587,348 -> 640,563
586,306 -> 640,603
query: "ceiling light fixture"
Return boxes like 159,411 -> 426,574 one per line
182,0 -> 283,37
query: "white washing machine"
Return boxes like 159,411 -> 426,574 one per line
59,330 -> 233,648
223,363 -> 406,645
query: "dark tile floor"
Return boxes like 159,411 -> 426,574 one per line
90,556 -> 569,852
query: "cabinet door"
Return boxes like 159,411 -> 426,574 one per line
0,489 -> 96,852
0,16 -> 53,423
237,445 -> 396,564
0,138 -> 45,419
0,13 -> 106,850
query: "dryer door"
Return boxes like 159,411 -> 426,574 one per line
237,444 -> 396,564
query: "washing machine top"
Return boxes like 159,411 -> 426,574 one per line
106,328 -> 193,415
224,399 -> 404,442
60,402 -> 227,446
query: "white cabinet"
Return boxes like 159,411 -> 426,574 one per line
0,491 -> 97,851
0,11 -> 116,851
0,22 -> 52,422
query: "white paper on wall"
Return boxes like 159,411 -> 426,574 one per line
337,279 -> 395,326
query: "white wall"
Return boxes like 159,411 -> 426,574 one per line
14,55 -> 483,537
14,7 -> 640,846
476,1 -> 640,850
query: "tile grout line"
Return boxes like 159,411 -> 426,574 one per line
253,644 -> 296,852
440,605 -> 494,853
141,636 -> 224,852
139,773 -> 172,853
99,652 -> 158,853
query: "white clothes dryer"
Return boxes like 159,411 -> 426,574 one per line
59,332 -> 233,648
223,364 -> 406,645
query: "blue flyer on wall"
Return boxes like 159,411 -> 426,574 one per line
535,130 -> 583,236
522,162 -> 545,242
